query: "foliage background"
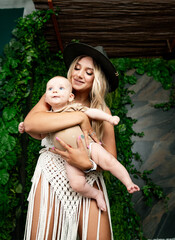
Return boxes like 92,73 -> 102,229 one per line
0,9 -> 174,240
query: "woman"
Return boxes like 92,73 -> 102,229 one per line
23,43 -> 119,240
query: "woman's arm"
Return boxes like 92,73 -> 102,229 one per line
24,94 -> 93,135
18,121 -> 46,140
102,107 -> 117,158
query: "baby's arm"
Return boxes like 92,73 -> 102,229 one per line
85,108 -> 120,125
18,122 -> 47,140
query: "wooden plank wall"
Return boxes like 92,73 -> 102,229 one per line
33,0 -> 175,57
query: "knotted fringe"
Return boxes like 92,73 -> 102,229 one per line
24,155 -> 113,240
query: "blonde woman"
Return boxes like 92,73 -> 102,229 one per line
23,43 -> 122,240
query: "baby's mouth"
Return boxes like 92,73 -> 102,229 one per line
53,96 -> 60,98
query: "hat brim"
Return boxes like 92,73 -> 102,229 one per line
63,43 -> 118,92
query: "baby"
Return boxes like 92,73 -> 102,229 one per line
19,76 -> 140,211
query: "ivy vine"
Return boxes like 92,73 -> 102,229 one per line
0,9 -> 174,240
105,57 -> 174,239
0,9 -> 66,239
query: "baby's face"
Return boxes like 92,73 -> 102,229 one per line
45,76 -> 73,109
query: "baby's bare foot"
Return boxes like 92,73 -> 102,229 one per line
95,190 -> 107,211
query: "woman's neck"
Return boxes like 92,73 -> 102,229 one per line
74,92 -> 90,107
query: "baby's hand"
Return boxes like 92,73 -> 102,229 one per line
18,122 -> 25,134
127,183 -> 140,194
108,116 -> 120,125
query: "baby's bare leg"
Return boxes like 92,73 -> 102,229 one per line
65,162 -> 107,211
90,143 -> 140,193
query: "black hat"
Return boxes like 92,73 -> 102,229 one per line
63,43 -> 119,91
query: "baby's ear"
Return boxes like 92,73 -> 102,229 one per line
69,93 -> 74,102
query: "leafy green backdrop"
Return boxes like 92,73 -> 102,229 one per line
0,9 -> 174,240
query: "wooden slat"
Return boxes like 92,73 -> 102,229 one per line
32,0 -> 175,57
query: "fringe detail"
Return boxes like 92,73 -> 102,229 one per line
24,160 -> 42,240
36,174 -> 49,239
100,177 -> 113,234
24,151 -> 113,240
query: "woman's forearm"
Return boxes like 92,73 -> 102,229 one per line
24,95 -> 86,134
24,111 -> 86,134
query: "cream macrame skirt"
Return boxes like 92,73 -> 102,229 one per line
24,149 -> 113,240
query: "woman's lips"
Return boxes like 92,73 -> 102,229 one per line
73,79 -> 84,85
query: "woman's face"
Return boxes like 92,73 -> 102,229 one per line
71,56 -> 95,93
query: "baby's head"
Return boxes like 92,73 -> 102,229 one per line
45,76 -> 74,111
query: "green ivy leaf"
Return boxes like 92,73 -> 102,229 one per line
0,130 -> 8,144
15,184 -> 23,193
6,120 -> 19,134
0,130 -> 16,151
2,107 -> 17,121
128,75 -> 137,84
5,151 -> 17,167
0,191 -> 9,213
0,119 -> 5,130
136,68 -> 145,75
24,89 -> 31,98
0,159 -> 9,170
0,146 -> 6,158
0,89 -> 7,99
118,124 -> 126,134
4,82 -> 15,93
9,90 -> 17,103
10,58 -> 19,69
5,135 -> 16,151
0,169 -> 9,185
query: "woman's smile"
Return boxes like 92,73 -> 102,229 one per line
73,78 -> 85,85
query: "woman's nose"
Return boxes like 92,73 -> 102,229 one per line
77,69 -> 83,78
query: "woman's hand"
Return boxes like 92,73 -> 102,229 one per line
50,136 -> 93,171
80,113 -> 100,147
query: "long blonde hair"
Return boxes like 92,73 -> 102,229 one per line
67,56 -> 109,140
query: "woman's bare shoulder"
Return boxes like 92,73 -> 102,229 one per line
104,106 -> 112,115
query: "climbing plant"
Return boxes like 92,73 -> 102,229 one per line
105,57 -> 174,239
0,9 -> 66,240
0,9 -> 174,240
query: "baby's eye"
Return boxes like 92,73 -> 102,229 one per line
48,87 -> 53,90
59,87 -> 64,90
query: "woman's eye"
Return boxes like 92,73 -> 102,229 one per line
87,72 -> 93,76
74,66 -> 80,71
